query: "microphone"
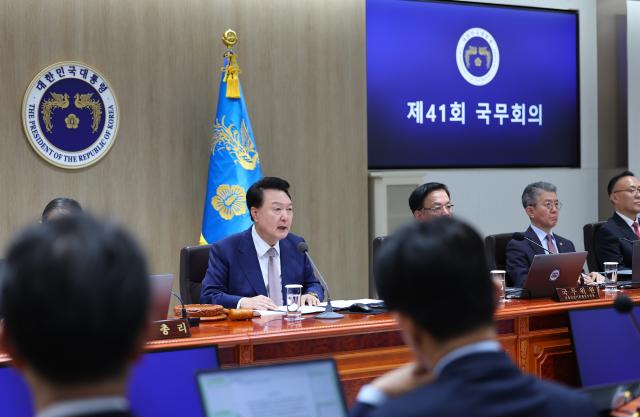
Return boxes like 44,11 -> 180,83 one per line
297,242 -> 343,319
614,294 -> 640,336
511,232 -> 552,254
171,290 -> 199,327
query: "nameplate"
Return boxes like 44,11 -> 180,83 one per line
151,318 -> 191,340
554,286 -> 599,302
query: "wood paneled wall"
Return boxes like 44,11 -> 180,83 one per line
0,0 -> 368,299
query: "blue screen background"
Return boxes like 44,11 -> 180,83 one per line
569,307 -> 640,387
367,0 -> 579,168
0,345 -> 219,417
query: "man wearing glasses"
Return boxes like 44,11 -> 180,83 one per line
595,171 -> 640,270
408,182 -> 454,222
506,182 -> 578,287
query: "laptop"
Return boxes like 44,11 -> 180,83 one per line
149,274 -> 174,321
196,359 -> 348,417
616,241 -> 640,288
0,345 -> 220,417
513,252 -> 588,298
569,306 -> 640,387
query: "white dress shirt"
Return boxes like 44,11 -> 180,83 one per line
37,396 -> 128,417
530,224 -> 557,253
237,225 -> 282,307
616,211 -> 640,231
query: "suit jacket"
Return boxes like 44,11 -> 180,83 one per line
506,226 -> 575,288
594,213 -> 638,270
200,228 -> 323,307
350,351 -> 597,417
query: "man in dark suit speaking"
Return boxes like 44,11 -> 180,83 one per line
349,218 -> 597,417
506,182 -> 580,287
200,177 -> 323,309
595,171 -> 640,270
0,215 -> 150,417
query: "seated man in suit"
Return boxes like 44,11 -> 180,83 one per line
349,218 -> 597,417
506,181 -> 599,287
0,215 -> 150,417
200,177 -> 323,309
408,182 -> 453,222
595,171 -> 640,270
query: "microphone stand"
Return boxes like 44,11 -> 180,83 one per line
301,251 -> 343,320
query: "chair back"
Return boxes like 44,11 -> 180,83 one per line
179,244 -> 213,304
583,221 -> 606,272
484,233 -> 515,286
372,236 -> 387,265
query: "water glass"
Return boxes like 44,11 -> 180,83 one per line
285,284 -> 303,321
603,262 -> 619,292
490,270 -> 506,303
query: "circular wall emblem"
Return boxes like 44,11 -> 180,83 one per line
456,28 -> 500,86
22,62 -> 119,169
549,269 -> 561,282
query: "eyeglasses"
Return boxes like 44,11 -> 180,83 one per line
421,203 -> 454,214
531,201 -> 562,210
613,187 -> 640,195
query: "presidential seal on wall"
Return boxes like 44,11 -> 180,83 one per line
22,62 -> 119,169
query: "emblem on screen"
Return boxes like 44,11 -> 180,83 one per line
456,28 -> 500,86
549,269 -> 560,282
22,62 -> 119,169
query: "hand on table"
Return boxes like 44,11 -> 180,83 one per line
301,293 -> 320,306
239,295 -> 278,310
581,272 -> 605,285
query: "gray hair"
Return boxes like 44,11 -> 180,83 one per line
521,182 -> 557,208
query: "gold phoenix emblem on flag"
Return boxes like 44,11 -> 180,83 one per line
211,184 -> 247,220
212,115 -> 259,170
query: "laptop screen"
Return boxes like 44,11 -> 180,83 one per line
0,345 -> 219,417
569,306 -> 640,387
129,345 -> 219,417
197,359 -> 347,417
0,366 -> 33,417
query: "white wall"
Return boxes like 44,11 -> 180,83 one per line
369,0 -> 598,253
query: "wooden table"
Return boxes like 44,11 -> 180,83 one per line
144,289 -> 640,404
0,289 -> 635,405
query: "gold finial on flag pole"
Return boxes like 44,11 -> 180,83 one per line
221,29 -> 241,98
221,29 -> 238,49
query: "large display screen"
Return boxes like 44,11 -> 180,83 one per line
367,0 -> 580,168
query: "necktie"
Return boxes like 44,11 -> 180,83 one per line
633,221 -> 640,240
546,234 -> 558,254
267,247 -> 282,306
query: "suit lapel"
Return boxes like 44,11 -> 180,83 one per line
525,226 -> 546,255
237,229 -> 268,296
614,213 -> 639,241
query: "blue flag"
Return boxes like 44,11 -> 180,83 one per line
200,52 -> 262,245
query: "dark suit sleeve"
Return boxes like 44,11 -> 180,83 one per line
595,224 -> 625,270
349,401 -> 377,417
301,247 -> 324,300
200,245 -> 243,308
506,239 -> 533,288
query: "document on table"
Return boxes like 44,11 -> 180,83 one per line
319,299 -> 383,309
256,305 -> 326,317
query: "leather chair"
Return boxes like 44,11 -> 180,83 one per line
484,233 -> 515,286
372,236 -> 387,264
179,244 -> 213,304
583,221 -> 606,272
